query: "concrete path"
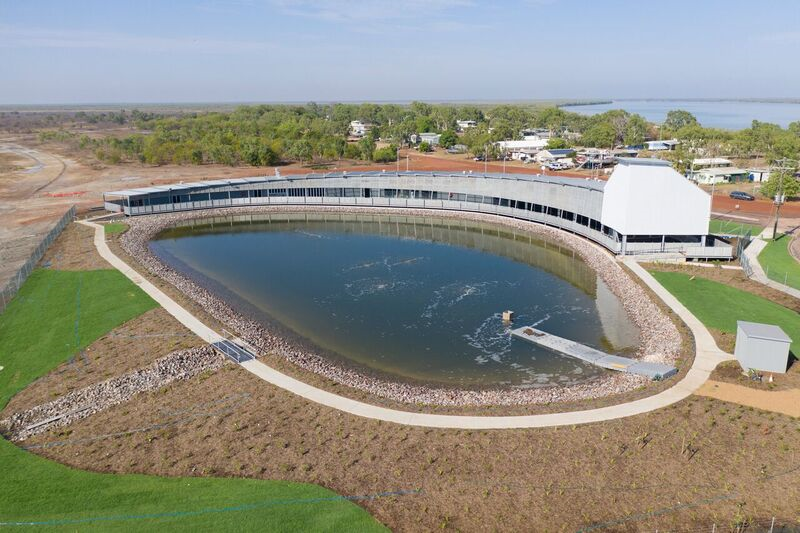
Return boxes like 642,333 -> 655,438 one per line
742,237 -> 800,299
79,219 -> 732,429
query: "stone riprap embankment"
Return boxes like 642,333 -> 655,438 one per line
1,346 -> 222,441
118,206 -> 683,407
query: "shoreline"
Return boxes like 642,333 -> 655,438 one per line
119,206 -> 682,407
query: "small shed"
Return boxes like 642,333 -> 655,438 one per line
734,321 -> 791,374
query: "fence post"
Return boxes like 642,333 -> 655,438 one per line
769,516 -> 775,532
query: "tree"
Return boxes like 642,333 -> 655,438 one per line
760,166 -> 800,199
438,130 -> 458,149
344,143 -> 361,160
624,114 -> 648,146
359,136 -> 376,160
664,110 -> 698,131
546,137 -> 568,149
286,139 -> 313,162
373,145 -> 397,163
581,123 -> 615,148
418,141 -> 432,153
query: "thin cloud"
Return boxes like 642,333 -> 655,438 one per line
269,0 -> 473,22
0,25 -> 277,54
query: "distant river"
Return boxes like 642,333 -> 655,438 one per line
562,100 -> 800,130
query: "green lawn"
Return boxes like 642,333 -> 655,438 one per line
758,235 -> 800,290
708,218 -> 763,236
0,269 -> 385,531
104,222 -> 129,235
650,271 -> 800,353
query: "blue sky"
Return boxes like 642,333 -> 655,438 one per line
1,0 -> 799,104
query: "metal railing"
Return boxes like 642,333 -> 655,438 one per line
0,205 -> 76,314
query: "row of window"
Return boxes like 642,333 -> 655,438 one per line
124,187 -> 618,241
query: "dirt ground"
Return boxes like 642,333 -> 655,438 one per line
710,360 -> 800,392
697,380 -> 800,418
39,222 -> 111,271
3,204 -> 800,531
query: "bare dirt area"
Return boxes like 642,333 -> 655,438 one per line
5,202 -> 800,531
39,222 -> 111,270
710,359 -> 800,392
19,361 -> 800,531
697,380 -> 800,418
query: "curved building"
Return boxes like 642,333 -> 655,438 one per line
104,158 -> 731,259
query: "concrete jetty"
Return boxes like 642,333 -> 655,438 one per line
511,326 -> 677,380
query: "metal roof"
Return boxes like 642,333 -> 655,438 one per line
616,157 -> 671,168
695,167 -> 748,176
105,171 -> 606,198
737,321 -> 792,343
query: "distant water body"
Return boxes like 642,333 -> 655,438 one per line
562,100 -> 800,130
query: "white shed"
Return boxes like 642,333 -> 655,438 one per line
734,321 -> 792,374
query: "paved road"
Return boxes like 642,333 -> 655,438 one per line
79,219 -> 732,429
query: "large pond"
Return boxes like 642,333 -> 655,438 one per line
150,213 -> 640,389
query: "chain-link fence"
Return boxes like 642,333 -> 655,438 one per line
0,205 -> 76,314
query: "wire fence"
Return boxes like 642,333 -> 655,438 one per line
0,205 -> 76,314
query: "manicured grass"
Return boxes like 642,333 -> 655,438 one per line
758,235 -> 800,290
0,269 -> 385,531
650,271 -> 800,353
708,218 -> 762,236
0,269 -> 157,408
104,222 -> 129,235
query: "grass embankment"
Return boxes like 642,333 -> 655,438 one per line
0,268 -> 384,531
708,219 -> 763,236
103,222 -> 128,235
650,271 -> 800,353
758,235 -> 800,290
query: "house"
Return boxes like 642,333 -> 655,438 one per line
612,148 -> 639,158
349,120 -> 371,137
456,120 -> 477,131
692,166 -> 749,185
687,158 -> 733,181
692,157 -> 732,169
535,149 -> 575,163
520,128 -> 551,140
418,132 -> 441,146
577,149 -> 615,168
644,139 -> 680,151
447,144 -> 468,154
747,168 -> 770,182
497,139 -> 548,155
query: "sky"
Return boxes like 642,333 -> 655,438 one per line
1,0 -> 799,105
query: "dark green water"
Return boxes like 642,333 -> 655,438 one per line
150,213 -> 640,388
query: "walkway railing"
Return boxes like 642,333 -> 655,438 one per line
0,205 -> 76,314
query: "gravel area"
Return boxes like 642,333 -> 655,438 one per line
1,346 -> 222,441
118,206 -> 682,407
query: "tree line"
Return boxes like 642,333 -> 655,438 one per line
36,103 -> 800,172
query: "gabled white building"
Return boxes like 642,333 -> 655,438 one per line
456,120 -> 477,131
349,120 -> 371,137
602,158 -> 711,251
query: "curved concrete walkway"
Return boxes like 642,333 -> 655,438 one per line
79,219 -> 732,429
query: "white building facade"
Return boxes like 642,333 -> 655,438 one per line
104,159 -> 730,259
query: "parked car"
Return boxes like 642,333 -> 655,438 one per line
473,155 -> 485,162
730,191 -> 755,201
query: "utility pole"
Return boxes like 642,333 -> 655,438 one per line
771,158 -> 796,239
484,144 -> 488,174
396,146 -> 400,174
